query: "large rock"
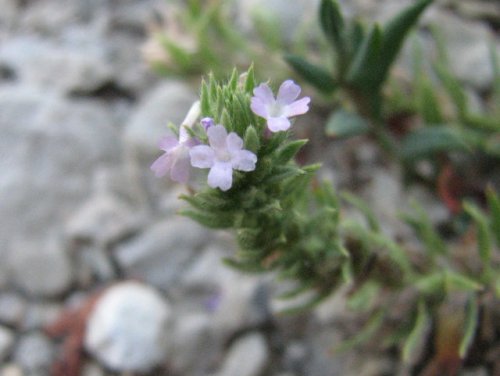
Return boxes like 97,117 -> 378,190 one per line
0,33 -> 114,93
123,81 -> 197,162
13,332 -> 55,374
84,281 -> 172,372
0,85 -> 121,290
114,218 -> 210,291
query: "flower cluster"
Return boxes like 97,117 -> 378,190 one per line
151,79 -> 310,191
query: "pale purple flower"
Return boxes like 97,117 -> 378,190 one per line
251,80 -> 310,132
150,101 -> 200,183
189,125 -> 257,191
201,117 -> 215,130
150,135 -> 194,183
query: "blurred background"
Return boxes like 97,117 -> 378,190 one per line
0,0 -> 498,375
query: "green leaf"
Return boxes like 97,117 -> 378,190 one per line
179,209 -> 234,229
244,125 -> 260,153
284,54 -> 337,94
416,78 -> 443,124
319,0 -> 345,52
346,25 -> 383,90
200,79 -> 211,116
415,272 -> 444,295
275,139 -> 308,164
459,294 -> 479,358
334,310 -> 385,352
402,301 -> 430,363
486,188 -> 500,247
401,127 -> 469,160
376,0 -> 433,88
347,19 -> 365,61
341,192 -> 380,232
463,202 -> 493,268
325,109 -> 371,138
245,64 -> 257,94
445,271 -> 483,292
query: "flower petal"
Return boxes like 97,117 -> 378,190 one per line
207,124 -> 228,150
250,97 -> 268,118
190,145 -> 215,168
267,116 -> 291,132
208,162 -> 233,191
170,147 -> 191,183
232,150 -> 257,172
284,97 -> 310,117
158,136 -> 179,151
253,83 -> 275,104
226,132 -> 243,152
150,153 -> 173,178
277,80 -> 301,104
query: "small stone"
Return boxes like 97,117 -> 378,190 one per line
84,281 -> 172,372
0,326 -> 14,362
114,218 -> 210,291
21,302 -> 62,331
215,333 -> 269,376
7,236 -> 73,298
13,332 -> 54,374
0,293 -> 27,328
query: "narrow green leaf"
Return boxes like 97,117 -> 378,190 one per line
334,310 -> 385,352
403,301 -> 430,363
415,272 -> 444,295
319,0 -> 345,51
445,271 -> 483,292
347,19 -> 365,61
275,139 -> 308,164
200,79 -> 211,116
245,64 -> 256,94
486,188 -> 500,247
341,192 -> 380,232
222,258 -> 266,273
459,295 -> 479,358
284,54 -> 337,94
228,68 -> 238,91
179,209 -> 234,229
401,127 -> 469,160
346,25 -> 383,90
416,78 -> 443,124
325,109 -> 371,138
244,125 -> 260,153
376,0 -> 433,88
463,202 -> 492,268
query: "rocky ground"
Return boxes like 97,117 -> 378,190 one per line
0,0 -> 498,375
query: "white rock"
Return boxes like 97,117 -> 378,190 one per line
215,333 -> 269,376
0,326 -> 14,363
84,281 -> 172,372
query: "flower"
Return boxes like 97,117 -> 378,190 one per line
150,101 -> 200,183
251,80 -> 310,132
189,124 -> 257,191
201,117 -> 215,130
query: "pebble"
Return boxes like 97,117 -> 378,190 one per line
13,332 -> 54,374
0,326 -> 14,363
215,332 -> 269,376
84,281 -> 172,372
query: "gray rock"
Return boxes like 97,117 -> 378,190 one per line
215,332 -> 269,376
74,245 -> 117,287
423,9 -> 497,90
0,86 -> 121,285
182,248 -> 270,338
0,326 -> 14,363
21,302 -> 62,331
0,293 -> 27,328
0,34 -> 113,93
123,81 -> 197,162
7,236 -> 73,298
84,281 -> 172,372
13,332 -> 55,374
169,312 -> 219,376
114,218 -> 209,291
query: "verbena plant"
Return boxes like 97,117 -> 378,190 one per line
150,0 -> 500,372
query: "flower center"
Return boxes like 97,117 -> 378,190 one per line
268,102 -> 284,117
216,149 -> 232,162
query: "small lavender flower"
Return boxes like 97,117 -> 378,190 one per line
189,125 -> 257,191
150,101 -> 200,183
201,117 -> 215,130
251,80 -> 310,132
